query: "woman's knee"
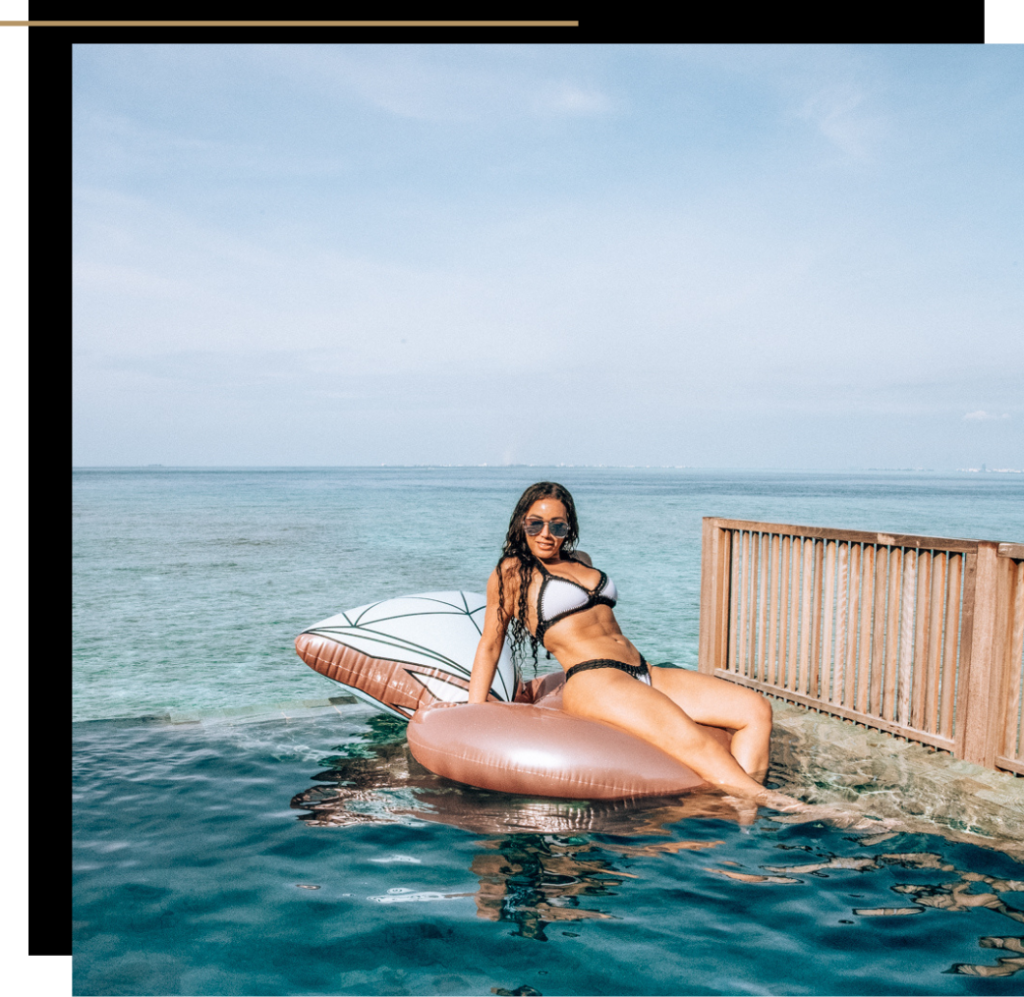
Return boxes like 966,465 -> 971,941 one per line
734,688 -> 773,731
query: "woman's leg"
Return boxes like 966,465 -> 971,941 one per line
561,668 -> 767,799
562,667 -> 895,832
642,668 -> 899,831
648,667 -> 773,781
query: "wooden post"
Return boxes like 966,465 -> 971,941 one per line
956,542 -> 1016,767
1000,558 -> 1024,769
698,518 -> 731,677
698,517 -> 717,676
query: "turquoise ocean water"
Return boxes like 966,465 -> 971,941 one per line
73,468 -> 1024,995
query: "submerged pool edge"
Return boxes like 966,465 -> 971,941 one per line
770,701 -> 1024,861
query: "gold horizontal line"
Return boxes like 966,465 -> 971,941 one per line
0,20 -> 578,27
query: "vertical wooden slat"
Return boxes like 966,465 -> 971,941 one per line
897,549 -> 918,727
778,535 -> 792,688
833,541 -> 849,704
812,539 -> 826,698
737,531 -> 750,677
844,543 -> 861,708
745,529 -> 756,677
797,538 -> 814,694
747,531 -> 761,680
754,533 -> 768,682
746,532 -> 760,678
857,544 -> 875,713
871,546 -> 888,715
1002,559 -> 1024,762
786,537 -> 800,690
728,530 -> 741,673
954,551 -> 979,755
883,547 -> 903,721
765,534 -> 781,685
817,541 -> 836,702
939,552 -> 963,740
911,551 -> 931,730
924,553 -> 946,734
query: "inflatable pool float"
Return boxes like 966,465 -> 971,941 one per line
294,592 -> 518,718
296,591 -> 730,800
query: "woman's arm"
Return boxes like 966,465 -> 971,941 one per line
468,566 -> 512,704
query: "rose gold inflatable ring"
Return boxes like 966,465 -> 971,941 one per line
408,676 -> 729,799
296,592 -> 728,800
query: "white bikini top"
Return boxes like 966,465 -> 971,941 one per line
532,556 -> 618,644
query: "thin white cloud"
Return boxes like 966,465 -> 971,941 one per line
964,410 -> 1011,421
75,110 -> 349,181
72,260 -> 189,298
533,82 -> 614,117
253,45 -> 614,123
796,83 -> 887,161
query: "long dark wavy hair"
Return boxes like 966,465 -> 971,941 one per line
496,481 -> 580,672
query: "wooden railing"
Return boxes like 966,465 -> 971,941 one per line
698,518 -> 1024,775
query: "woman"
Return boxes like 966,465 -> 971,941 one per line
468,482 -> 832,814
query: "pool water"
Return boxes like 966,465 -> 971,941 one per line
73,704 -> 1024,996
72,467 -> 1024,994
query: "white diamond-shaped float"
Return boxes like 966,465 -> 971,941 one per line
297,591 -> 519,716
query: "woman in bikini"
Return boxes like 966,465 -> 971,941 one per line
468,481 -> 818,811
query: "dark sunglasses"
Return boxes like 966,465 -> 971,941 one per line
524,518 -> 569,538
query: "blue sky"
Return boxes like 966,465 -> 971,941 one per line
72,44 -> 1023,468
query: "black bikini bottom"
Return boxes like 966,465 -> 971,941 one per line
564,654 -> 652,686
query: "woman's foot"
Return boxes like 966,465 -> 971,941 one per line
752,788 -> 899,833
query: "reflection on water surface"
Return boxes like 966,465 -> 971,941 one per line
291,725 -> 1024,976
706,849 -> 1024,977
73,706 -> 1024,995
290,713 -> 756,836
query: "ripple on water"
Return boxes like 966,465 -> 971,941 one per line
73,707 -> 1024,996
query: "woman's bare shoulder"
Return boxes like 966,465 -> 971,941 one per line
491,557 -> 523,589
572,550 -> 593,567
497,555 -> 521,575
